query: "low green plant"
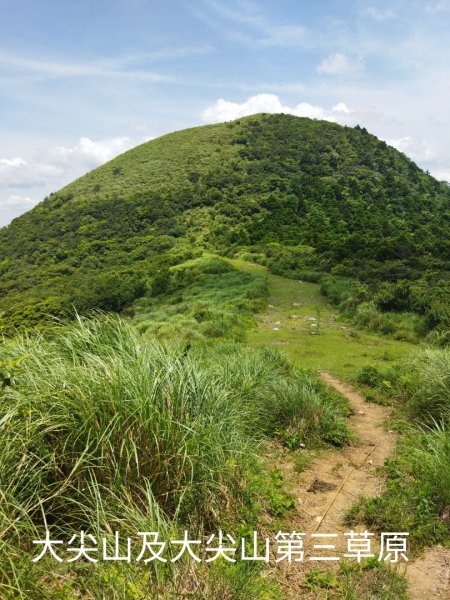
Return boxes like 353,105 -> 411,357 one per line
294,452 -> 313,473
0,313 -> 352,598
347,347 -> 450,550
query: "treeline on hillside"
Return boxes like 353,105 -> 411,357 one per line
0,114 -> 448,332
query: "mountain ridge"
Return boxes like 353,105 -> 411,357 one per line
0,113 -> 448,330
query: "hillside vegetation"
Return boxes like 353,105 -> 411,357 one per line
0,113 -> 448,332
1,113 -> 449,598
0,313 -> 352,598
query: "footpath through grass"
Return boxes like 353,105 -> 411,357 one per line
232,259 -> 416,380
231,260 -> 450,599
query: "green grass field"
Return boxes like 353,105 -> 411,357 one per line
232,259 -> 415,380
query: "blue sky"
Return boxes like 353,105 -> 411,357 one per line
1,0 -> 449,225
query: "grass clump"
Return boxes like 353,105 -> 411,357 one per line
0,313 -> 351,598
348,347 -> 450,550
133,254 -> 268,342
303,560 -> 408,599
406,348 -> 450,424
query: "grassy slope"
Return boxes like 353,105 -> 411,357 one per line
235,259 -> 412,598
0,113 -> 448,331
58,120 -> 239,199
131,254 -> 268,343
233,260 -> 448,595
0,256 -> 426,599
233,259 -> 414,380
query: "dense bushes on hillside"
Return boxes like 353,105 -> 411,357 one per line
0,113 -> 448,330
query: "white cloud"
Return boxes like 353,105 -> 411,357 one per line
365,7 -> 396,20
253,24 -> 308,48
0,194 -> 37,211
386,136 -> 436,162
0,157 -> 27,169
202,93 -> 354,124
0,51 -> 178,85
317,53 -> 363,75
431,169 -> 450,182
203,1 -> 309,48
0,156 -> 62,187
425,1 -> 450,14
0,135 -> 145,191
0,194 -> 37,209
0,195 -> 38,226
52,136 -> 138,168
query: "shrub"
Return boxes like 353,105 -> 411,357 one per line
0,314 -> 352,597
357,364 -> 382,387
407,348 -> 450,424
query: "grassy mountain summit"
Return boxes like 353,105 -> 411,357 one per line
0,113 -> 449,329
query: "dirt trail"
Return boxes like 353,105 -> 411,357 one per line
405,547 -> 450,599
311,372 -> 397,535
280,372 -> 396,542
268,372 -> 397,597
318,376 -> 450,600
236,262 -> 449,598
272,372 -> 450,599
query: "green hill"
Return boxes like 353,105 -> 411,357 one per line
0,113 -> 449,330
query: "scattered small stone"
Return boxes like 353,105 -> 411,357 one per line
292,302 -> 300,306
307,317 -> 317,321
315,516 -> 323,522
274,321 -> 281,325
367,460 -> 373,465
272,327 -> 279,331
307,479 -> 337,493
268,304 -> 274,308
358,410 -> 365,415
299,443 -> 306,448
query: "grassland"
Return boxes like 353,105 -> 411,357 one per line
0,102 -> 448,598
233,259 -> 415,380
2,250 -> 449,598
0,260 -> 355,599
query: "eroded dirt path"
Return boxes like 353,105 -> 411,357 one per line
235,261 -> 449,598
405,547 -> 450,600
311,372 -> 397,535
266,372 -> 398,597
270,372 -> 450,599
